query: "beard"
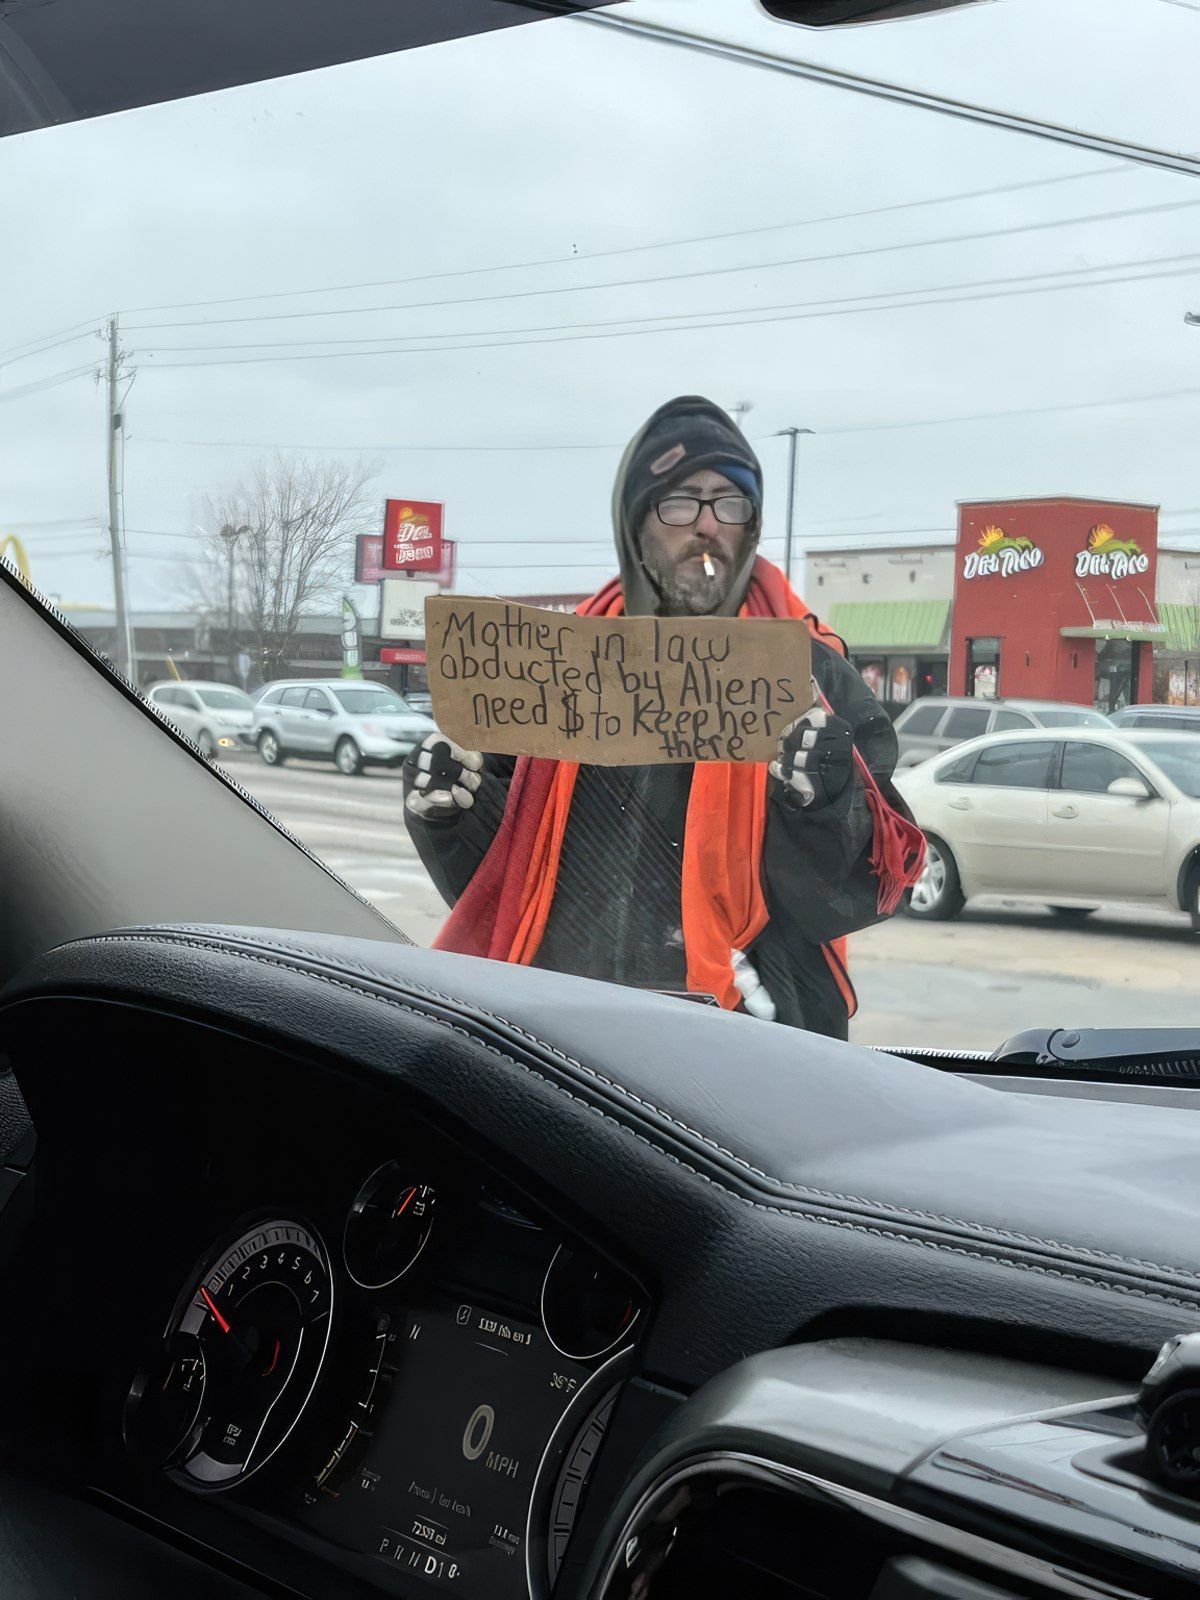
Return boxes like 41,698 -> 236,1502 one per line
641,526 -> 758,616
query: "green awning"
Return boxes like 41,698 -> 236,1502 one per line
1157,603 -> 1200,653
827,599 -> 950,652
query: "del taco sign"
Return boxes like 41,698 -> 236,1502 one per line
1075,523 -> 1149,580
383,498 -> 444,573
962,525 -> 1045,580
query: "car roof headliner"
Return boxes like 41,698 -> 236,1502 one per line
1,0 -> 612,138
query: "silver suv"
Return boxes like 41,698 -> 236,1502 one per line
252,679 -> 436,774
894,696 -> 1111,768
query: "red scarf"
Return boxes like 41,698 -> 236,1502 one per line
433,558 -> 924,1014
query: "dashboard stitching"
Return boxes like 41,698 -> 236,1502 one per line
107,928 -> 1200,1288
46,930 -> 1200,1312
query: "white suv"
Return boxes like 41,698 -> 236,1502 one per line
145,680 -> 256,759
251,679 -> 436,775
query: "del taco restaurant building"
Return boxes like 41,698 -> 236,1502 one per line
950,496 -> 1160,713
808,495 -> 1200,714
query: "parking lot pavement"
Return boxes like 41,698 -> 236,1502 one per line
220,752 -> 446,944
221,752 -> 1200,1051
849,900 -> 1197,1048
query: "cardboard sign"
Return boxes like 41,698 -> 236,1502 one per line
426,596 -> 812,765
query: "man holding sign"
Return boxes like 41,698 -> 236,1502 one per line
403,396 -> 922,1038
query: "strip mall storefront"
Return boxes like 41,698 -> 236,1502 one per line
810,498 -> 1175,713
950,497 -> 1161,713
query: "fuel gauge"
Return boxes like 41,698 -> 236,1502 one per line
343,1161 -> 437,1290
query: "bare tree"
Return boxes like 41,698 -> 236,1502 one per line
192,453 -> 379,675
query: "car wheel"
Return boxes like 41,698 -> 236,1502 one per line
1049,906 -> 1096,920
1188,864 -> 1200,933
904,834 -> 965,921
196,728 -> 216,760
335,737 -> 364,776
257,730 -> 285,766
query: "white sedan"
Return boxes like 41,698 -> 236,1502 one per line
894,726 -> 1200,929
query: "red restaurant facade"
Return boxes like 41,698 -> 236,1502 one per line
949,496 -> 1162,714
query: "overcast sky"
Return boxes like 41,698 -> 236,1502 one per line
2,0 -> 1199,613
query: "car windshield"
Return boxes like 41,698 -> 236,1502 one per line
1136,741 -> 1200,798
1030,709 -> 1112,728
196,688 -> 253,711
5,0 -> 1198,1052
331,688 -> 408,715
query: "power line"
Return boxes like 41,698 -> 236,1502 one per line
819,383 -> 1200,435
133,434 -> 625,452
129,245 -> 1200,365
0,515 -> 104,530
0,318 -> 103,369
568,7 -> 1200,180
0,363 -> 99,404
125,196 -> 1200,337
0,326 -> 102,374
126,379 -> 1200,462
120,527 -> 201,540
132,255 -> 1200,370
114,165 -> 1128,323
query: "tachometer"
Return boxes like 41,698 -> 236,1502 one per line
125,1216 -> 334,1489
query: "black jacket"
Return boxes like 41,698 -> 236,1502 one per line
403,637 -> 909,1040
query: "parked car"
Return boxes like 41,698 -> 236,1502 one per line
896,727 -> 1200,926
1110,704 -> 1200,731
145,680 -> 256,758
893,695 -> 1112,767
251,678 -> 436,773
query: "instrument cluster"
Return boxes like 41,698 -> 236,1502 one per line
124,1150 -> 644,1599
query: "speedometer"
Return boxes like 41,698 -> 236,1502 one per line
125,1216 -> 334,1490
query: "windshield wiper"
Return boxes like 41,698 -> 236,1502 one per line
883,1029 -> 1200,1086
989,1027 -> 1200,1084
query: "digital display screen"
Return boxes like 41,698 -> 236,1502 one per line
300,1296 -> 591,1596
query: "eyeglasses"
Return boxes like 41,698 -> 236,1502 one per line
653,494 -> 754,527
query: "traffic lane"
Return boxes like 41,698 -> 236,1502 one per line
218,752 -> 444,941
850,900 -> 1198,1048
219,754 -> 1200,1046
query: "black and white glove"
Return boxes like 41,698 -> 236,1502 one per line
405,734 -> 484,818
769,702 -> 854,810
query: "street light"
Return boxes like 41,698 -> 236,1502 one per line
1186,312 -> 1200,327
773,428 -> 815,584
219,523 -> 250,682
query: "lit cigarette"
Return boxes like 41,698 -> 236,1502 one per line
702,553 -> 716,579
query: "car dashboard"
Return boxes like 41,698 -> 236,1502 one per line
4,925 -> 1200,1600
0,1008 -> 660,1600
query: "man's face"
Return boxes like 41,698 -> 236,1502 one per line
638,468 -> 759,616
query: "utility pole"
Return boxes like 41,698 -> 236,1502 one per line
774,427 -> 814,583
105,315 -> 136,681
